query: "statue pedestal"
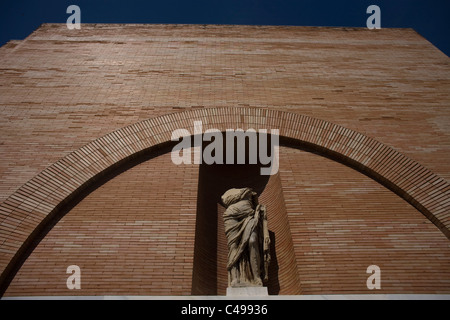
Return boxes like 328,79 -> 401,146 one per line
226,286 -> 269,297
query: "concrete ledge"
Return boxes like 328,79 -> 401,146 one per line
226,287 -> 269,297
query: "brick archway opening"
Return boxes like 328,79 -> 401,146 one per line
191,133 -> 300,295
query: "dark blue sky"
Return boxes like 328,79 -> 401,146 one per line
0,0 -> 449,56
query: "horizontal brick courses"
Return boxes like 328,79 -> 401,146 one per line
0,24 -> 449,296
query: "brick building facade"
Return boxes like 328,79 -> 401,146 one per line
0,24 -> 449,297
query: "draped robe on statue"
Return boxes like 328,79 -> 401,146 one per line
221,188 -> 270,287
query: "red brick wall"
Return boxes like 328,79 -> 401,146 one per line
5,152 -> 199,296
1,24 -> 449,205
1,24 -> 449,297
257,172 -> 301,295
281,147 -> 450,294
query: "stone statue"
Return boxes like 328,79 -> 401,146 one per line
221,188 -> 270,288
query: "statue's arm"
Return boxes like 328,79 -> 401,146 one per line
260,205 -> 270,281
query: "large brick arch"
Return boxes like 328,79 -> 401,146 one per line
0,107 -> 449,294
